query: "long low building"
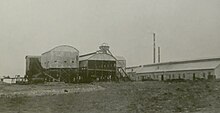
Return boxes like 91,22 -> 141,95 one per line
126,57 -> 220,81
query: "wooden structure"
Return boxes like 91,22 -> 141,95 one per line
79,53 -> 117,82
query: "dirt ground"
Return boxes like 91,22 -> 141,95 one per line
0,81 -> 220,113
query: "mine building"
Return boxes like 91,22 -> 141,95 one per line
126,57 -> 220,81
41,45 -> 79,83
79,53 -> 117,82
25,45 -> 79,83
79,43 -> 129,82
25,44 -> 129,83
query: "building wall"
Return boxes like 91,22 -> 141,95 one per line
41,46 -> 79,69
135,69 -> 214,81
79,60 -> 116,82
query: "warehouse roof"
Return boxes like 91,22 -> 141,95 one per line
131,57 -> 220,74
79,53 -> 116,61
42,45 -> 79,55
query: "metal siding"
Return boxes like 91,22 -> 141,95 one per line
41,45 -> 79,69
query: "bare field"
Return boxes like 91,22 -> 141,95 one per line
0,81 -> 220,113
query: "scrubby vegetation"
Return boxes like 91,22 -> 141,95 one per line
0,81 -> 220,113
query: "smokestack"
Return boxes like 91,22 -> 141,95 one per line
153,33 -> 156,63
158,47 -> 160,63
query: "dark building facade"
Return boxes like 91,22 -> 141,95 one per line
79,53 -> 117,82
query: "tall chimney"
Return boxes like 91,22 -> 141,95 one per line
153,33 -> 156,63
158,46 -> 160,63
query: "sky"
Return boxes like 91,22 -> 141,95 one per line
0,0 -> 220,77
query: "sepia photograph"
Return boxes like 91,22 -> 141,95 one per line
0,0 -> 220,113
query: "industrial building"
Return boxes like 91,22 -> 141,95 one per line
79,53 -> 117,82
79,43 -> 128,82
25,44 -> 128,83
41,45 -> 79,83
25,45 -> 79,83
126,58 -> 220,81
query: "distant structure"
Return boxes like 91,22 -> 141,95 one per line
1,75 -> 25,84
25,44 -> 129,83
126,57 -> 220,81
79,43 -> 129,82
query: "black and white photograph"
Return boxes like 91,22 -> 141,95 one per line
0,0 -> 220,113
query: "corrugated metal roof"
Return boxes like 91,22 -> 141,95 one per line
79,53 -> 116,61
136,58 -> 220,74
42,45 -> 79,55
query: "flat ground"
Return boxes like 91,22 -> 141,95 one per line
0,81 -> 220,113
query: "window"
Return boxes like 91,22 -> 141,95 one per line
64,61 -> 67,63
172,74 -> 175,78
72,61 -> 74,63
54,61 -> 57,62
208,72 -> 211,75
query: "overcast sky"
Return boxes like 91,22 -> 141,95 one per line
0,0 -> 220,76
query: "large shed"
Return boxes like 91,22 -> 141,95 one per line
40,45 -> 79,83
127,57 -> 220,81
